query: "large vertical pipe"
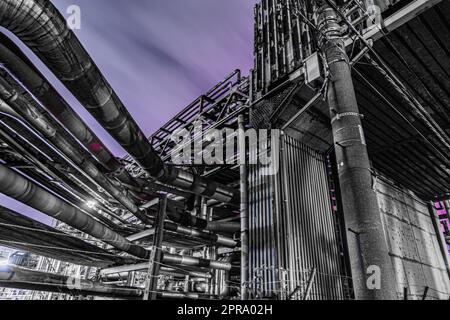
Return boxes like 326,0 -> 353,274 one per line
238,114 -> 249,299
143,197 -> 167,300
317,3 -> 397,300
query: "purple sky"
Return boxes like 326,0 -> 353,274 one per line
2,0 -> 256,225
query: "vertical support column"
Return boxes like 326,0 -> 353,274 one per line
208,207 -> 217,296
238,114 -> 249,300
317,2 -> 396,300
143,196 -> 167,300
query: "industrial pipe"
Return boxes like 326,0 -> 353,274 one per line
0,71 -> 149,224
0,120 -> 134,230
0,32 -> 129,180
0,0 -> 239,205
0,264 -> 219,299
162,253 -> 232,271
166,201 -> 240,234
0,161 -> 149,258
238,114 -> 249,299
100,263 -> 211,279
317,3 -> 397,299
0,265 -> 143,298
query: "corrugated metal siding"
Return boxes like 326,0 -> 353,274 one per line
375,176 -> 450,299
248,134 -> 346,299
248,138 -> 279,298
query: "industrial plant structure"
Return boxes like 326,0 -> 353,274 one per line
0,0 -> 449,300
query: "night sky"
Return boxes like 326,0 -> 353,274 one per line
1,0 -> 257,225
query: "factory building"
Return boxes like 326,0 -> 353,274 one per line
0,0 -> 449,301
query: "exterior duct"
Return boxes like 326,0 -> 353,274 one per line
0,161 -> 149,259
0,0 -> 239,205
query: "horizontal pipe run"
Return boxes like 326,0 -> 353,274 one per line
162,221 -> 237,248
158,291 -> 217,300
0,123 -> 133,230
0,265 -> 143,299
0,205 -> 124,265
0,161 -> 149,259
0,265 -> 218,299
126,217 -> 237,247
0,0 -> 239,205
162,253 -> 232,271
0,72 -> 149,224
0,32 -> 128,178
166,202 -> 240,234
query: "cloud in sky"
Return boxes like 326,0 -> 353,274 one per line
1,0 -> 256,225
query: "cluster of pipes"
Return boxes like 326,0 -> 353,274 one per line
0,0 -> 243,299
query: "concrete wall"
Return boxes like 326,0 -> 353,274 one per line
375,176 -> 450,299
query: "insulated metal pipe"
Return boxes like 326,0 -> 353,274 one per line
238,114 -> 249,300
143,214 -> 237,248
0,161 -> 149,258
166,201 -> 239,234
162,222 -> 237,248
0,205 -> 131,266
100,264 -> 211,279
0,72 -> 149,224
143,197 -> 167,300
162,254 -> 232,271
0,117 -> 133,229
0,0 -> 239,205
0,265 -> 143,299
0,32 -> 128,178
317,2 -> 397,300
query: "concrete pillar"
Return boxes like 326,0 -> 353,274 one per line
317,2 -> 397,300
